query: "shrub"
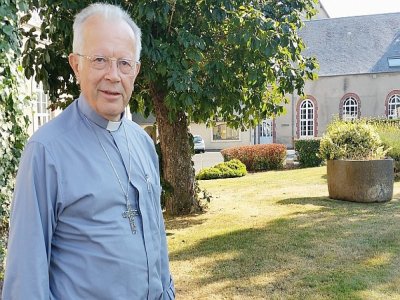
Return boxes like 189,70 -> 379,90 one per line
367,117 -> 400,129
294,139 -> 323,167
319,119 -> 388,160
196,167 -> 223,180
372,121 -> 400,160
373,122 -> 400,179
221,144 -> 286,172
196,159 -> 247,180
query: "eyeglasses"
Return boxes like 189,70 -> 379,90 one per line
75,53 -> 139,76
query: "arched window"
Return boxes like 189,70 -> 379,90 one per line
388,94 -> 400,119
342,97 -> 359,120
300,99 -> 314,138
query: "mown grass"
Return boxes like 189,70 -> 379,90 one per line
165,166 -> 400,299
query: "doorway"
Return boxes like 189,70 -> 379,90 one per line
259,119 -> 273,144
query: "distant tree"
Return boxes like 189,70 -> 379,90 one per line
0,0 -> 30,278
22,0 -> 318,215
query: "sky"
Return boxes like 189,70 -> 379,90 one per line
321,0 -> 400,17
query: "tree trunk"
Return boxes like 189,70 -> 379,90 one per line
151,85 -> 198,215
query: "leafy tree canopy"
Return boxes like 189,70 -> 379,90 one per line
22,0 -> 318,129
22,0 -> 319,215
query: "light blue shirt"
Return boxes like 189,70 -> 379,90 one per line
2,96 -> 175,299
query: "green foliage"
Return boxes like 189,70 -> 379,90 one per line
196,159 -> 247,180
366,117 -> 400,128
22,0 -> 318,126
0,0 -> 30,279
319,119 -> 388,160
374,122 -> 400,160
22,0 -> 318,215
373,121 -> 400,180
294,139 -> 322,167
221,144 -> 286,172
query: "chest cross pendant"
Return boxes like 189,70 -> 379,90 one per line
122,204 -> 139,234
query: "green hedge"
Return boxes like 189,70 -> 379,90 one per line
221,144 -> 286,172
196,159 -> 247,180
294,139 -> 322,167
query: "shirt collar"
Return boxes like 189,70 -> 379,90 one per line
78,95 -> 124,132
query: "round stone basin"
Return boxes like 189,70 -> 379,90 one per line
327,159 -> 394,203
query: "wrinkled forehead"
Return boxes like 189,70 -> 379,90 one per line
81,15 -> 137,53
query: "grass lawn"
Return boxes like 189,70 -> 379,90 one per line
165,166 -> 400,300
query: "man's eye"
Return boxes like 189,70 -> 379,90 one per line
119,60 -> 132,67
93,57 -> 107,63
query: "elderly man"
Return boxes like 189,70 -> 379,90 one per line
2,3 -> 175,299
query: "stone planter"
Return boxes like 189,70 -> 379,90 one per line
327,159 -> 394,203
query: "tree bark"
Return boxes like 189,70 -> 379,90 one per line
151,84 -> 197,215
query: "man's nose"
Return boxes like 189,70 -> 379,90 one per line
105,60 -> 121,81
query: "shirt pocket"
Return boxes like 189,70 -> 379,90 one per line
145,174 -> 162,232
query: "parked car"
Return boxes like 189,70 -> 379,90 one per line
193,135 -> 205,153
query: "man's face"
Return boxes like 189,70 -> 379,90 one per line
69,15 -> 140,121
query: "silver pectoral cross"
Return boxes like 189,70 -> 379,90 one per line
122,204 -> 139,234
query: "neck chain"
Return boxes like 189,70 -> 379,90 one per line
84,116 -> 138,234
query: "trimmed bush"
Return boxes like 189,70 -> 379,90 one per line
294,139 -> 323,167
221,144 -> 286,172
319,119 -> 388,160
196,159 -> 247,180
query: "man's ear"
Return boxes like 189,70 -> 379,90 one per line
68,53 -> 81,83
132,62 -> 141,81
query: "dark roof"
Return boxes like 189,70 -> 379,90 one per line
300,12 -> 400,76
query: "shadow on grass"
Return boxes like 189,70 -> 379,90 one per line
279,194 -> 400,211
170,195 -> 400,298
164,212 -> 207,231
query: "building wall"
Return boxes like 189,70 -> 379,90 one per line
275,72 -> 400,147
189,72 -> 400,150
189,123 -> 252,151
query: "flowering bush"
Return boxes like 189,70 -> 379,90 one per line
221,144 -> 286,172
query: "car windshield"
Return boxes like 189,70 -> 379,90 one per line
193,136 -> 202,143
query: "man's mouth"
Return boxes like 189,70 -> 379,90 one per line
101,90 -> 120,95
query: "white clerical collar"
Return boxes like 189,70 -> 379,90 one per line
78,95 -> 123,132
106,120 -> 121,132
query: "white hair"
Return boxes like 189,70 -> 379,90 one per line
72,3 -> 142,62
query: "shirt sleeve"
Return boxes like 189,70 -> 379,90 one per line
2,141 -> 58,300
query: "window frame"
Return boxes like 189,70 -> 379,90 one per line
211,122 -> 241,142
32,83 -> 52,131
299,99 -> 315,139
387,94 -> 400,119
342,96 -> 359,121
339,93 -> 361,121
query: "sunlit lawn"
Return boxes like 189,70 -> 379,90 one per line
165,166 -> 400,300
